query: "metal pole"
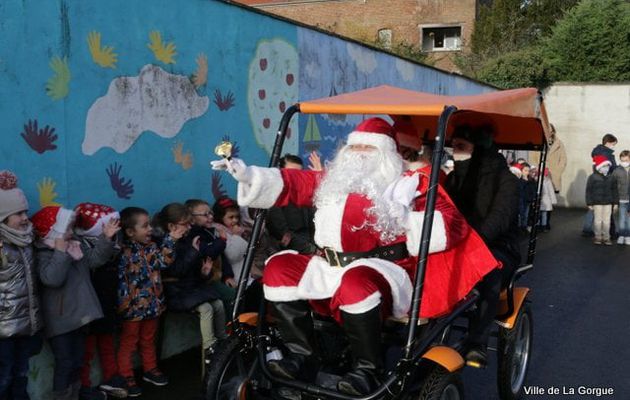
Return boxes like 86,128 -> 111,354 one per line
526,137 -> 548,265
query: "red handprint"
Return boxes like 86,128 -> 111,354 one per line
106,162 -> 134,200
20,120 -> 58,154
211,172 -> 227,201
214,89 -> 235,111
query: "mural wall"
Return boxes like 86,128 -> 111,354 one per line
0,0 -> 493,397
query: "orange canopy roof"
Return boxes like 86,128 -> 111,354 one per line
298,85 -> 551,150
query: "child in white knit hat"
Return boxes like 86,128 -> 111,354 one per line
0,170 -> 43,400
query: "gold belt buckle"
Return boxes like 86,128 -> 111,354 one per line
323,247 -> 342,268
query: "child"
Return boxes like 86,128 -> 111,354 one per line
116,207 -> 185,397
154,203 -> 227,363
33,206 -> 119,400
612,150 -> 630,245
586,156 -> 619,245
73,203 -> 128,399
538,167 -> 557,232
0,170 -> 43,400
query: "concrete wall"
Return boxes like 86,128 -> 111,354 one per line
543,83 -> 630,208
0,1 -> 494,398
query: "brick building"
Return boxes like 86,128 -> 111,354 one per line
232,0 -> 489,72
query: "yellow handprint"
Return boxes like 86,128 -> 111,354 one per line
192,53 -> 208,88
87,31 -> 118,68
37,178 -> 62,207
46,57 -> 71,100
148,31 -> 177,64
172,142 -> 193,170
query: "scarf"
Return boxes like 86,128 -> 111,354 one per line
0,222 -> 34,248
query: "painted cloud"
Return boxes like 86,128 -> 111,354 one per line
346,43 -> 377,74
83,64 -> 209,155
396,58 -> 415,82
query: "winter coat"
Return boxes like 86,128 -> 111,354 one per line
547,138 -> 567,192
163,228 -> 224,312
267,205 -> 317,254
445,149 -> 521,267
37,235 -> 115,337
539,177 -> 557,212
117,237 -> 175,321
0,242 -> 43,338
586,172 -> 618,206
591,145 -> 617,169
612,166 -> 630,202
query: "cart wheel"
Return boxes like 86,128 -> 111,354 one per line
417,365 -> 464,400
204,335 -> 259,400
497,302 -> 533,400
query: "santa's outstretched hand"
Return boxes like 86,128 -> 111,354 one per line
383,174 -> 421,227
211,158 -> 252,183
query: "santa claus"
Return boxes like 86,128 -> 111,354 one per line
212,117 -> 499,395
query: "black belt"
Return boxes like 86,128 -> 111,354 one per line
323,243 -> 409,268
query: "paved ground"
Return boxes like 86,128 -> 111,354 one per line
145,208 -> 630,400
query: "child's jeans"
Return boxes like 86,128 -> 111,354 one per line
117,319 -> 159,378
81,333 -> 118,387
196,300 -> 227,351
0,335 -> 42,400
617,202 -> 630,237
593,205 -> 612,241
49,328 -> 86,392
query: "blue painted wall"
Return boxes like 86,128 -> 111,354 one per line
0,0 -> 493,397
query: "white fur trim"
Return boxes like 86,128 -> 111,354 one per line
405,211 -> 447,256
313,195 -> 347,251
77,212 -> 120,237
263,285 -> 300,302
509,166 -> 522,178
264,249 -> 299,266
237,166 -> 284,209
46,209 -> 75,240
339,291 -> 382,314
347,132 -> 397,153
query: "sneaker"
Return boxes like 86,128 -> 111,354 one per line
617,236 -> 625,245
142,368 -> 169,386
78,386 -> 107,400
604,240 -> 613,246
98,375 -> 128,398
125,377 -> 142,397
593,239 -> 602,245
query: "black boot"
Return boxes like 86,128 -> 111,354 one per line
337,307 -> 383,396
268,301 -> 318,381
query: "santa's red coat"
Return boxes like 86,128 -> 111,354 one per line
237,165 -> 499,319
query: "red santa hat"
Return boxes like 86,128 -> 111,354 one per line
592,155 -> 611,171
0,170 -> 29,222
509,163 -> 524,178
346,117 -> 398,153
392,119 -> 421,151
74,202 -> 119,237
31,206 -> 76,239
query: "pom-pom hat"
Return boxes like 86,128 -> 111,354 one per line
346,117 -> 398,153
31,206 -> 75,239
74,202 -> 119,237
592,155 -> 611,171
0,170 -> 29,222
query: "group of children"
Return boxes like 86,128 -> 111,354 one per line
0,168 -> 256,400
509,159 -> 557,233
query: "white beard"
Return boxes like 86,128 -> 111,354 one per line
314,145 -> 405,243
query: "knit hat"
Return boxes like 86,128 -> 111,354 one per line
74,202 -> 119,237
509,163 -> 524,178
346,117 -> 398,153
0,170 -> 29,222
593,155 -> 611,171
31,206 -> 75,239
392,119 -> 421,151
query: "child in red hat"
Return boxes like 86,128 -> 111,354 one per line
0,170 -> 43,400
32,205 -> 119,400
586,155 -> 619,245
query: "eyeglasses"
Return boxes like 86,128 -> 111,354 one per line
192,212 -> 213,217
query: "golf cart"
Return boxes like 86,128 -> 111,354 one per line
204,85 -> 551,400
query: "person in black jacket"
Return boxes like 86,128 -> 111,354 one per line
445,123 -> 521,368
153,203 -> 227,362
586,156 -> 619,245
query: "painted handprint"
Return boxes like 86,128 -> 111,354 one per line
211,172 -> 227,200
20,120 -> 58,154
192,53 -> 208,88
172,142 -> 193,170
214,89 -> 235,111
37,177 -> 62,207
147,30 -> 177,64
46,56 -> 71,100
221,135 -> 240,158
87,31 -> 118,68
106,163 -> 134,199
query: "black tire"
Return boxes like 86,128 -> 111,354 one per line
204,335 -> 258,400
417,365 -> 465,400
497,302 -> 533,400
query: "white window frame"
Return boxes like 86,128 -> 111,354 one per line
420,24 -> 463,52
